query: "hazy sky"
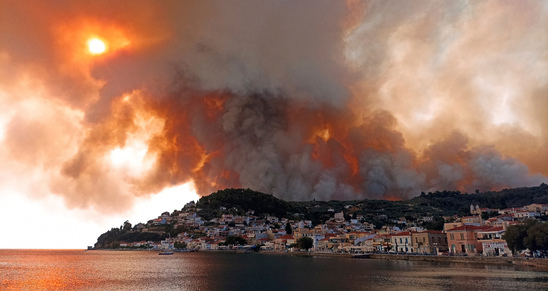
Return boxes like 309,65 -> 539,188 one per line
1,0 -> 547,248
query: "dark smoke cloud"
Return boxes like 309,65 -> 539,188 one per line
0,0 -> 547,213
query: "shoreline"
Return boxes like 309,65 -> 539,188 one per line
216,250 -> 548,270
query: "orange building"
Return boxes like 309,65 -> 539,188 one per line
446,225 -> 491,255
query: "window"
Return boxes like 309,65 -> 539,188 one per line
460,233 -> 464,240
450,233 -> 454,240
400,238 -> 402,243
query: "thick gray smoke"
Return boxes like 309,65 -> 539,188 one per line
0,0 -> 547,213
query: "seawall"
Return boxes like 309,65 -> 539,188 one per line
368,254 -> 548,269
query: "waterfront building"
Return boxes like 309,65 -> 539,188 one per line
477,227 -> 511,256
372,234 -> 391,252
274,234 -> 295,250
412,231 -> 448,254
446,225 -> 492,255
391,232 -> 412,253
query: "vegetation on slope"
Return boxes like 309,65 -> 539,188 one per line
94,183 -> 548,248
196,188 -> 294,220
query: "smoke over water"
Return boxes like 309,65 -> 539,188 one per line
1,1 -> 547,212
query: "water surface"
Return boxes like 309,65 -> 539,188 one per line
1,250 -> 547,290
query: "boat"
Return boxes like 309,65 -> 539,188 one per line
159,251 -> 174,255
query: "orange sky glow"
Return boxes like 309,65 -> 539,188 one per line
0,1 -> 547,248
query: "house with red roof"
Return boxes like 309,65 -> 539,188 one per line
484,217 -> 506,228
317,237 -> 330,251
446,225 -> 493,255
274,234 -> 295,250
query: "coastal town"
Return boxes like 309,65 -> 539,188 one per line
100,198 -> 548,258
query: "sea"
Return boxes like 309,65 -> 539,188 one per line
1,249 -> 547,290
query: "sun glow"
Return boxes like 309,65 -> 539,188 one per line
88,38 -> 106,54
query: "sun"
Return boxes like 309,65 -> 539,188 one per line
88,38 -> 106,54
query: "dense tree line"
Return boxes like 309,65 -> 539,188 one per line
503,219 -> 548,254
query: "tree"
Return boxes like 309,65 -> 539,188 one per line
174,242 -> 187,249
222,235 -> 247,246
297,237 -> 313,250
425,219 -> 444,231
503,219 -> 537,253
524,223 -> 548,253
285,223 -> 293,235
503,224 -> 527,253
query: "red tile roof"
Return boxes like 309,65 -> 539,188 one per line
420,230 -> 444,234
278,234 -> 294,240
446,225 -> 491,232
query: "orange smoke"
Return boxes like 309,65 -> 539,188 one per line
0,1 -> 547,213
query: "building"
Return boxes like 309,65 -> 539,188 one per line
461,216 -> 481,225
391,232 -> 412,253
514,211 -> 541,220
446,225 -> 491,255
274,234 -> 295,250
444,222 -> 463,231
522,203 -> 548,213
334,211 -> 345,222
477,227 -> 511,256
372,234 -> 391,252
412,231 -> 448,254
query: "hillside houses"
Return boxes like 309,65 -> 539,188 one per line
107,198 -> 548,257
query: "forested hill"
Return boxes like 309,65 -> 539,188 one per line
200,184 -> 548,218
409,183 -> 548,213
196,188 -> 293,220
94,184 -> 548,248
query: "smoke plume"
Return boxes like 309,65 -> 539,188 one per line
1,0 -> 547,212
